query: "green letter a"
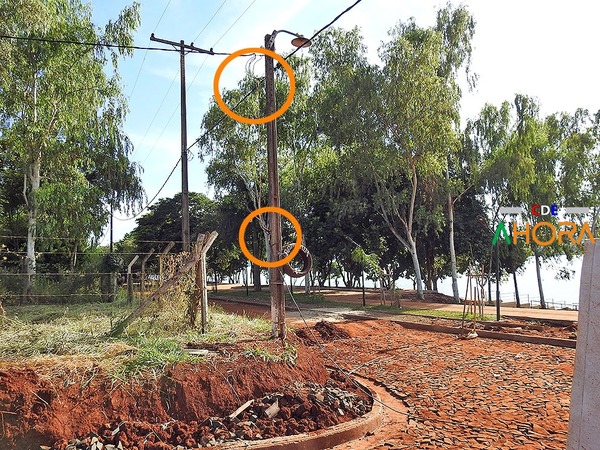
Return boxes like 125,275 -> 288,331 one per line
492,221 -> 511,245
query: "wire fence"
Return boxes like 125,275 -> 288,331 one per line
498,292 -> 578,311
0,236 -> 183,305
0,271 -> 164,305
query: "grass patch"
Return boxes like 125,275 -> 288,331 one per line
112,335 -> 188,379
1,296 -> 272,380
243,342 -> 297,365
364,304 -> 495,321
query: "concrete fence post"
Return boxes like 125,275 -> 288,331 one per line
140,248 -> 155,300
567,240 -> 599,449
127,255 -> 139,304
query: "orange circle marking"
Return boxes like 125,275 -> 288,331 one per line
213,47 -> 296,125
238,206 -> 302,268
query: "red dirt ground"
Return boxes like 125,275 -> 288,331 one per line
0,336 -> 332,449
0,318 -> 575,449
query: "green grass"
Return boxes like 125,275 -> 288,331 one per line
364,304 -> 495,321
0,297 -> 273,380
243,342 -> 298,365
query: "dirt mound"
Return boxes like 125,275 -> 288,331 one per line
54,376 -> 371,449
0,337 -> 330,449
295,321 -> 351,345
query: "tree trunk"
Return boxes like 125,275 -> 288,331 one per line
70,242 -> 78,273
508,224 -> 521,307
447,185 -> 460,303
408,237 -> 424,299
512,271 -> 521,307
24,156 -> 41,302
534,250 -> 546,309
251,223 -> 261,291
23,74 -> 40,304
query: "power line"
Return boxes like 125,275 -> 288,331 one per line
136,2 -> 258,188
287,0 -> 363,60
136,0 -> 256,164
188,0 -> 365,154
212,0 -> 257,48
112,0 -> 365,223
0,34 -> 179,52
136,73 -> 180,162
192,0 -> 229,44
0,33 -> 235,56
129,0 -> 175,98
113,157 -> 182,221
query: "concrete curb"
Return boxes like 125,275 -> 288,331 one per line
219,381 -> 383,450
392,320 -> 576,348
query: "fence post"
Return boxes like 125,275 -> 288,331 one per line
193,231 -> 218,333
140,248 -> 155,299
159,241 -> 176,283
127,255 -> 139,304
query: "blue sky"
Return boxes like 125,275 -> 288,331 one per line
90,0 -> 600,305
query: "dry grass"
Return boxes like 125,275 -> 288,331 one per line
0,294 -> 271,380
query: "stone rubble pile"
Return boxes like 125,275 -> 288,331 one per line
49,377 -> 371,450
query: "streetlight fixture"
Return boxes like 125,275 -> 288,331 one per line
264,30 -> 310,339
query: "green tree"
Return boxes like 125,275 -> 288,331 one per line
467,98 -> 535,305
372,21 -> 461,299
0,0 -> 143,298
127,193 -> 244,283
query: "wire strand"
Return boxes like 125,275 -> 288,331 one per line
189,0 -> 365,154
280,269 -> 407,416
129,0 -> 174,98
0,34 -> 180,52
113,157 -> 181,221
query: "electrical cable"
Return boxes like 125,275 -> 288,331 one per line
187,0 -> 257,94
191,0 -> 229,44
8,2 -> 364,233
0,236 -> 183,244
0,34 -> 235,56
187,0 -> 365,154
139,99 -> 180,165
113,156 -> 181,221
280,268 -> 408,416
212,0 -> 257,49
286,0 -> 363,61
137,1 -> 256,164
129,0 -> 174,98
0,34 -> 180,52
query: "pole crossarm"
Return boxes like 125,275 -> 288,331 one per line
150,33 -> 215,55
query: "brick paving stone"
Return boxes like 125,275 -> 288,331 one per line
326,320 -> 574,449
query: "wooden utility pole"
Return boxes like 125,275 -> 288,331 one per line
264,33 -> 286,339
149,34 -> 214,252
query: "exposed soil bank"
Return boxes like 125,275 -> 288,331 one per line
0,336 -> 336,449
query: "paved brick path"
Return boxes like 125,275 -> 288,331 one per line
328,320 -> 574,449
